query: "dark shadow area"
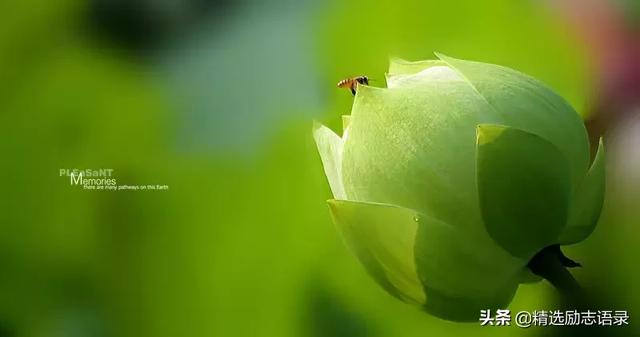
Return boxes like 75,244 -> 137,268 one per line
85,0 -> 237,52
303,280 -> 375,337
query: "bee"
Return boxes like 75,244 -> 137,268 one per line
337,76 -> 369,95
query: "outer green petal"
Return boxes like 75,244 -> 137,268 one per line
387,66 -> 462,89
476,124 -> 572,259
313,122 -> 346,199
414,213 -> 523,321
386,58 -> 452,88
560,138 -> 606,244
437,53 -> 590,187
388,57 -> 447,75
327,199 -> 425,305
327,199 -> 523,322
342,83 -> 502,230
341,115 -> 351,132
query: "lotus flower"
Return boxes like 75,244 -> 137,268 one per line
313,54 -> 605,321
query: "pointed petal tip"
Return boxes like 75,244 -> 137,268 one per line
312,120 -> 323,131
327,199 -> 350,214
312,121 -> 340,139
476,124 -> 506,145
476,123 -> 502,130
311,121 -> 325,142
434,51 -> 452,60
389,56 -> 410,64
593,137 -> 605,164
341,115 -> 351,131
589,136 -> 605,171
597,137 -> 605,152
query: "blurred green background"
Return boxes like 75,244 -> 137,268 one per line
1,0 -> 638,336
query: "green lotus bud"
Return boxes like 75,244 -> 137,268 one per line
313,54 -> 605,322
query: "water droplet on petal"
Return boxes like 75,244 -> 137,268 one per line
413,215 -> 420,222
